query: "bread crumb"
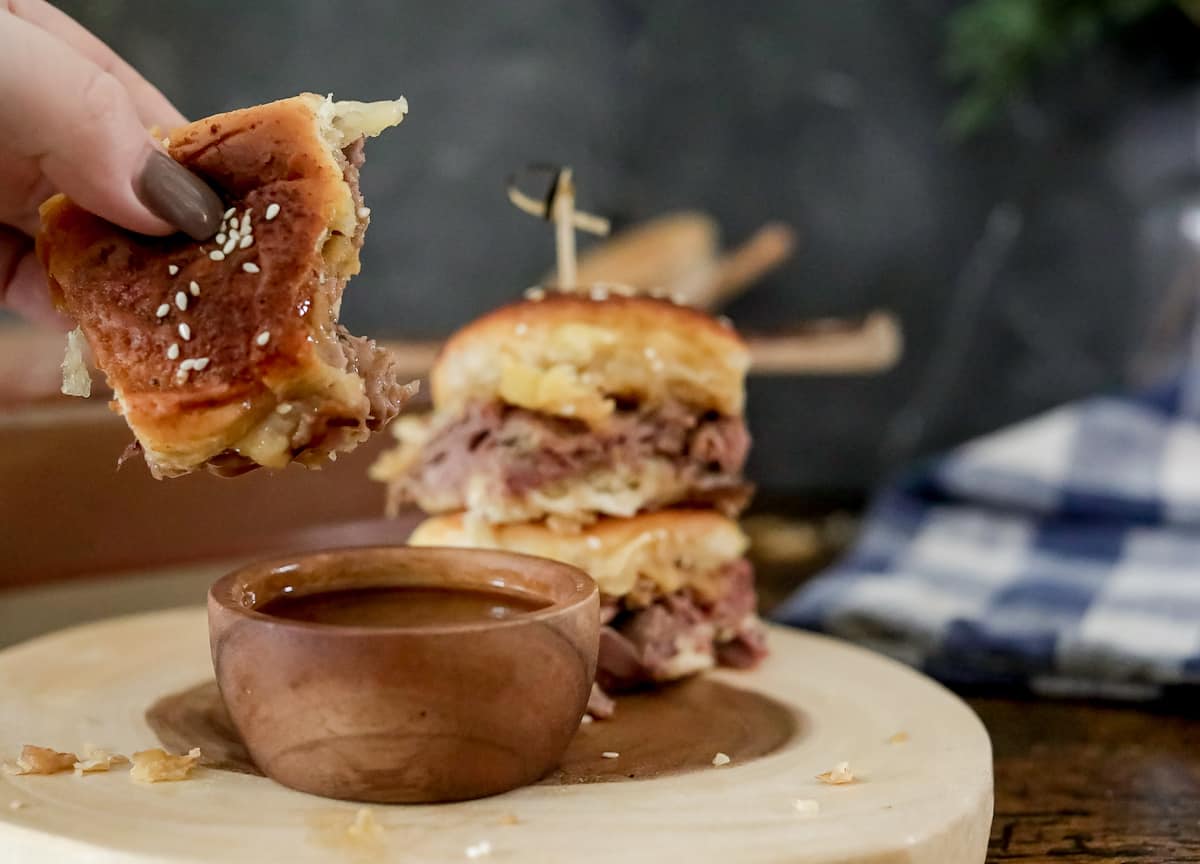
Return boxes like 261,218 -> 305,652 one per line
712,752 -> 731,767
130,747 -> 201,783
888,731 -> 909,744
601,751 -> 619,759
793,799 -> 820,814
816,761 -> 855,785
498,812 -> 520,826
347,808 -> 382,842
465,840 -> 492,859
74,749 -> 130,776
4,745 -> 78,775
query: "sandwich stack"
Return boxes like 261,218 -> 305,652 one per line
371,287 -> 766,713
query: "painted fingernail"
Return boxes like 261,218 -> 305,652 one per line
136,150 -> 223,241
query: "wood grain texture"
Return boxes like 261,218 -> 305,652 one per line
0,610 -> 992,863
973,697 -> 1200,863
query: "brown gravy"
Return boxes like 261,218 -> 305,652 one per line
256,585 -> 549,628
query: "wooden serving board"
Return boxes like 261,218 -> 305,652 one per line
0,609 -> 992,863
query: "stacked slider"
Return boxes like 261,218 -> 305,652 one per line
371,290 -> 766,708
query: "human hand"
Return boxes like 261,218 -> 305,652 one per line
0,0 -> 222,326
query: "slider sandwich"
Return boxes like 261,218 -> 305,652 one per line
373,289 -> 766,705
39,93 -> 416,477
371,292 -> 752,526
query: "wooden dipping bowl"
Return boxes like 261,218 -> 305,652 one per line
207,546 -> 599,803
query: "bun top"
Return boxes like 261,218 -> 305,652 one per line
431,291 -> 749,426
409,509 -> 748,599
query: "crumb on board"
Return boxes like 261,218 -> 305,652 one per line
465,840 -> 493,859
130,747 -> 201,783
816,761 -> 856,785
601,751 -> 619,759
498,813 -> 520,826
74,749 -> 130,776
347,808 -> 382,842
4,745 -> 78,776
793,799 -> 820,814
889,731 -> 909,744
8,800 -> 25,811
712,752 -> 732,767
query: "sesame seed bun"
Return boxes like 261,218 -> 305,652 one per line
408,509 -> 748,600
430,292 -> 749,426
38,93 -> 413,478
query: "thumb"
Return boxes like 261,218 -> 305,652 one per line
0,12 -> 221,239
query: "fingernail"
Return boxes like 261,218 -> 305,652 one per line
136,150 -> 224,241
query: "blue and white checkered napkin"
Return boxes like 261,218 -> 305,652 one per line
775,381 -> 1200,699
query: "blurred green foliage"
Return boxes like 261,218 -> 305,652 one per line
945,0 -> 1200,136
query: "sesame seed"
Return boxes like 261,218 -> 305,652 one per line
242,262 -> 260,274
601,751 -> 619,759
241,211 -> 251,232
712,752 -> 731,767
178,323 -> 191,341
276,403 -> 293,415
586,536 -> 602,550
189,281 -> 200,296
155,304 -> 170,318
193,357 -> 210,371
168,264 -> 179,276
644,347 -> 658,359
561,404 -> 576,416
209,250 -> 225,261
591,286 -> 609,301
222,236 -> 237,254
514,323 -> 528,336
465,841 -> 492,860
524,287 -> 546,301
223,207 -> 236,220
228,229 -> 240,242
255,330 -> 270,346
166,343 -> 180,360
179,358 -> 196,372
239,235 -> 254,249
265,203 -> 280,221
671,293 -> 686,305
175,291 -> 188,311
215,233 -> 226,245
580,714 -> 594,724
357,206 -> 371,219
175,368 -> 190,384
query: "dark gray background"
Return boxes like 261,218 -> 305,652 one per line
53,0 -> 1200,493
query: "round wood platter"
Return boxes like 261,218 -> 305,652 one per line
0,608 -> 992,863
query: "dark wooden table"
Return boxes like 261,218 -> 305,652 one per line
3,406 -> 1198,861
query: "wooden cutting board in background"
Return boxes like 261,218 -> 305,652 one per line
0,609 -> 992,863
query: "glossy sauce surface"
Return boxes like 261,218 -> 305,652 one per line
257,585 -> 549,627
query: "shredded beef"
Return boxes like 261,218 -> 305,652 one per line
596,559 -> 766,691
401,399 -> 751,514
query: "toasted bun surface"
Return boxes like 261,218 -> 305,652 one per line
408,509 -> 748,600
38,94 -> 408,477
430,293 -> 749,426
